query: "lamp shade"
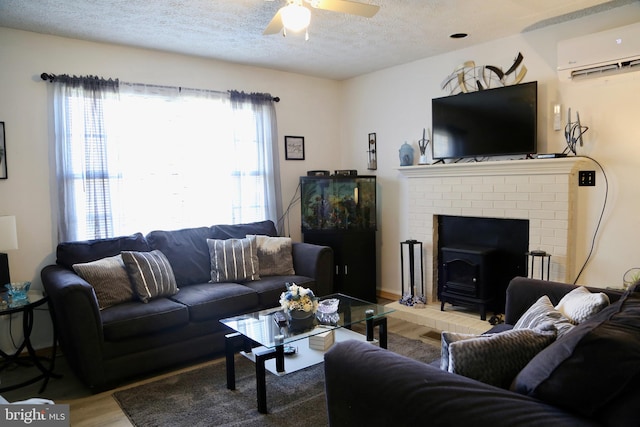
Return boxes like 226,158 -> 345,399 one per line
0,216 -> 18,251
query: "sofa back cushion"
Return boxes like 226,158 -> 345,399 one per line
210,220 -> 277,240
57,232 -> 150,270
146,227 -> 214,286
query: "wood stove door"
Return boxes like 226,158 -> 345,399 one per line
442,258 -> 479,298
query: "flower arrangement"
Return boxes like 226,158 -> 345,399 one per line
279,282 -> 318,313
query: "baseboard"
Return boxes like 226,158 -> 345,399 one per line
377,290 -> 400,301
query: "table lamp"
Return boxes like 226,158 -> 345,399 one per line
0,215 -> 18,286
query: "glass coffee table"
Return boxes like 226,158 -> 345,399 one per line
220,293 -> 394,413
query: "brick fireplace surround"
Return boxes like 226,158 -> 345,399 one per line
398,157 -> 594,306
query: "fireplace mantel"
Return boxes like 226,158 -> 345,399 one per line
398,157 -> 589,178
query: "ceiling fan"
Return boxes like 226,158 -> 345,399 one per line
263,0 -> 379,38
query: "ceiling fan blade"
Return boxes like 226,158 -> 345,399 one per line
263,9 -> 283,35
313,0 -> 379,18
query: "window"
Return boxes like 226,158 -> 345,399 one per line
53,79 -> 280,242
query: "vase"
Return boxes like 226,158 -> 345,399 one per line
287,309 -> 316,332
399,142 -> 414,166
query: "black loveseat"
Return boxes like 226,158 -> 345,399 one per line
325,277 -> 639,427
41,220 -> 333,392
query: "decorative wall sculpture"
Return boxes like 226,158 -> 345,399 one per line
441,52 -> 527,94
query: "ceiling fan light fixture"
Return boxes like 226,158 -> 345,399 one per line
280,3 -> 311,32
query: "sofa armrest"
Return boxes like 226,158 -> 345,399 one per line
324,340 -> 598,427
505,277 -> 624,325
41,265 -> 107,387
292,242 -> 333,296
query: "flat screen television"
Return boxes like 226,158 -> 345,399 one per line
432,81 -> 537,160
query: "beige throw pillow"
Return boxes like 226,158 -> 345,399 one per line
73,255 -> 134,310
248,235 -> 295,276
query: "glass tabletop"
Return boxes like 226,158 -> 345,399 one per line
0,290 -> 46,314
220,293 -> 394,349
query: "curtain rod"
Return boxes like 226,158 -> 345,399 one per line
40,73 -> 280,102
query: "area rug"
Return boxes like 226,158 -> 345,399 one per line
113,332 -> 441,427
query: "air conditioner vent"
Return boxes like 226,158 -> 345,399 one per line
558,23 -> 640,81
570,58 -> 640,80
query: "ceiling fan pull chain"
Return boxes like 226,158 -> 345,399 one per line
305,29 -> 309,41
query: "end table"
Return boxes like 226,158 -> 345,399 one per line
0,290 -> 60,393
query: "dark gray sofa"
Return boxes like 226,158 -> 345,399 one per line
325,277 -> 639,427
41,220 -> 333,392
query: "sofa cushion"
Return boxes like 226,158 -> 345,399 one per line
122,250 -> 179,303
514,295 -> 575,338
249,235 -> 295,277
513,285 -> 640,418
169,282 -> 259,322
210,220 -> 277,240
146,227 -> 214,286
554,285 -> 610,324
57,232 -> 150,270
101,297 -> 190,341
206,236 -> 260,283
72,254 -> 134,310
442,326 -> 557,389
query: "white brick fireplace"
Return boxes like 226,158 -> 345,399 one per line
399,157 -> 593,304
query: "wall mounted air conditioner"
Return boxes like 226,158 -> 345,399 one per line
557,22 -> 640,81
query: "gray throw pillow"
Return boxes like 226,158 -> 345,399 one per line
207,236 -> 260,283
121,250 -> 179,303
514,295 -> 575,338
248,235 -> 295,276
73,254 -> 134,310
443,327 -> 557,388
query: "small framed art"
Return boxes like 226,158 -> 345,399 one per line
285,136 -> 305,160
0,122 -> 6,179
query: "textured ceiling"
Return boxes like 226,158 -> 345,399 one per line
0,0 -> 634,80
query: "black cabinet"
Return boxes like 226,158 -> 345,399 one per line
303,231 -> 376,302
300,175 -> 377,302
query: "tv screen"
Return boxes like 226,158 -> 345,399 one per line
432,81 -> 537,160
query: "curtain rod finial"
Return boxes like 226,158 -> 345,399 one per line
41,73 -> 55,82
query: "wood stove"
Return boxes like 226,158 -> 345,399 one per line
439,245 -> 497,320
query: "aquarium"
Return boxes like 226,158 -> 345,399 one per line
300,176 -> 376,231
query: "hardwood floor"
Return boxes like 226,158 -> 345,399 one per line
3,311 -> 440,426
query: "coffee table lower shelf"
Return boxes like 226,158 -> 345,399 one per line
240,327 -> 375,376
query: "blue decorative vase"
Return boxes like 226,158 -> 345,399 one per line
399,142 -> 414,166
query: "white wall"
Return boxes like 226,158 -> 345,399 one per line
340,3 -> 640,298
0,28 -> 342,350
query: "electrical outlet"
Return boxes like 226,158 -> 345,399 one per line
579,170 -> 596,186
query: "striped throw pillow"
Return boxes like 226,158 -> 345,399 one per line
514,295 -> 575,338
207,236 -> 260,283
122,250 -> 179,303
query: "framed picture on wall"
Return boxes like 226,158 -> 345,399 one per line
0,122 -> 6,179
285,136 -> 305,160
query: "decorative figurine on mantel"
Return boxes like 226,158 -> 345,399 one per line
418,128 -> 431,165
399,141 -> 414,166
